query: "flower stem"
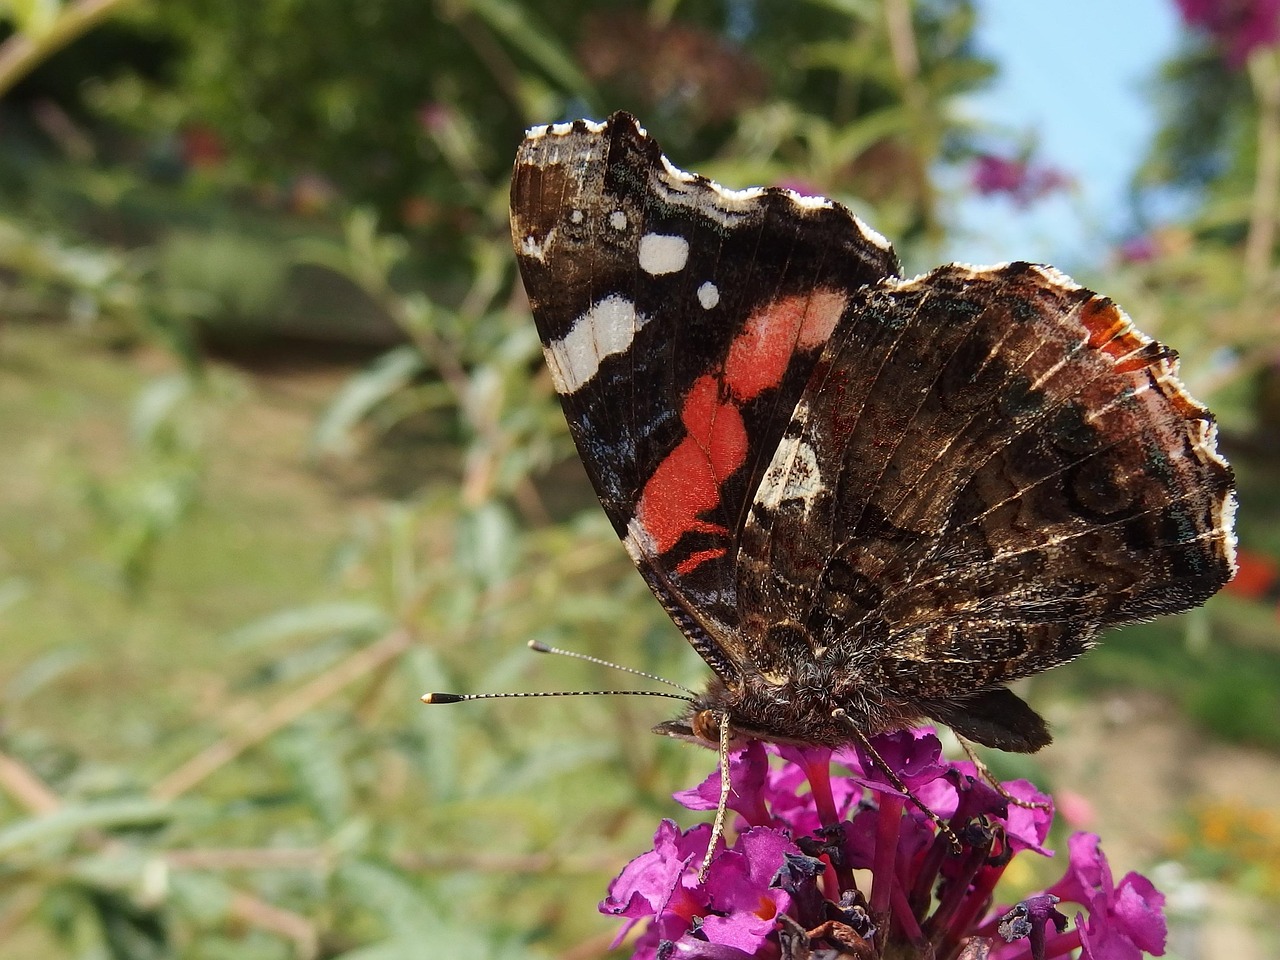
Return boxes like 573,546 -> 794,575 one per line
927,836 -> 992,951
1246,48 -> 1280,287
870,794 -> 904,930
1000,924 -> 1083,960
805,754 -> 840,827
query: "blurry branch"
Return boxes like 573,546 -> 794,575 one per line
227,891 -> 319,959
0,888 -> 42,942
152,627 -> 414,801
459,0 -> 597,109
882,0 -> 938,240
1246,50 -> 1280,287
883,0 -> 921,95
0,0 -> 139,98
164,848 -> 327,870
326,212 -> 549,514
0,751 -> 61,814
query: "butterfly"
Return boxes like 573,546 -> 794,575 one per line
502,111 -> 1237,769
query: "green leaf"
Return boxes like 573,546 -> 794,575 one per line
273,719 -> 352,826
129,375 -> 191,447
5,645 -> 81,701
336,861 -> 455,944
455,502 -> 519,588
312,347 -> 426,456
405,647 -> 459,798
86,886 -> 172,960
221,602 -> 392,650
0,800 -> 173,857
5,0 -> 62,37
463,0 -> 596,103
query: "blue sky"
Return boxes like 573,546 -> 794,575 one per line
949,0 -> 1182,270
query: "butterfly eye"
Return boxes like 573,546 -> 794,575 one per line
690,709 -> 721,743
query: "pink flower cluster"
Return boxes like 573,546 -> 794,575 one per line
601,731 -> 1167,960
1175,0 -> 1280,66
970,154 -> 1072,207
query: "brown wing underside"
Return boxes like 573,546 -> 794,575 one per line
736,262 -> 1237,700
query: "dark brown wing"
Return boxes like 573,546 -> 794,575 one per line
510,113 -> 898,679
738,262 -> 1237,743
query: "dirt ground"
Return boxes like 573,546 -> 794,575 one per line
1042,690 -> 1280,960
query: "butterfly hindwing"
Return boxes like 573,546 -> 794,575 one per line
739,262 -> 1237,707
510,113 -> 899,675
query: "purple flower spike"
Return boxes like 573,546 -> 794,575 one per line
1045,834 -> 1167,960
601,819 -> 717,949
999,781 -> 1055,856
838,728 -> 949,795
602,733 -> 1169,960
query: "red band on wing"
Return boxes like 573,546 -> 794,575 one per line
1078,297 -> 1152,373
725,291 -> 847,401
676,547 -> 729,576
633,290 -> 846,565
637,376 -> 742,553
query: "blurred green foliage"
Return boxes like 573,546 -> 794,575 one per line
0,1 -> 1277,958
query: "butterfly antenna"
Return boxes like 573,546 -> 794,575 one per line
423,689 -> 693,705
526,639 -> 698,695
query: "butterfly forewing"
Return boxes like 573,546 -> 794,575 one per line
510,113 -> 899,675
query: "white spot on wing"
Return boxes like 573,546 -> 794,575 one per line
545,295 -> 649,394
525,117 -> 608,141
519,229 -> 555,262
1031,264 -> 1083,291
697,281 -> 720,310
570,209 -> 584,224
638,233 -> 689,275
623,518 -> 658,564
758,427 -> 824,516
1220,489 -> 1239,572
710,183 -> 767,202
660,155 -> 696,183
610,210 -> 627,230
853,215 -> 893,252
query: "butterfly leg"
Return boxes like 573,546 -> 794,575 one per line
699,710 -> 733,881
954,734 -> 1052,812
834,710 -> 962,852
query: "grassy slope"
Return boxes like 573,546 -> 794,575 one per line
0,328 -> 353,758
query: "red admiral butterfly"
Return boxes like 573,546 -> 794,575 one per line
502,112 -> 1237,760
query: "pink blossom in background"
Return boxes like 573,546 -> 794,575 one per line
1174,0 -> 1280,65
417,101 -> 454,135
971,153 -> 1073,207
1054,788 -> 1098,829
1116,235 -> 1160,264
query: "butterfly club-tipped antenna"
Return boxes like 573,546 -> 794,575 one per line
421,639 -> 698,706
422,642 -> 749,878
